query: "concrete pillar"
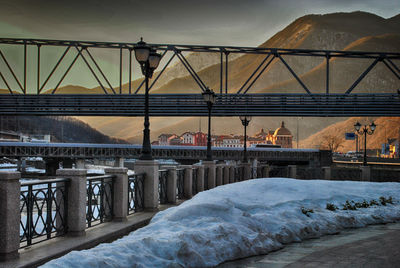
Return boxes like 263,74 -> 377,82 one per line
134,160 -> 159,211
105,167 -> 128,222
75,159 -> 85,169
56,169 -> 87,237
288,165 -> 297,179
114,157 -> 124,168
216,165 -> 223,186
196,165 -> 205,192
203,161 -> 216,189
229,165 -> 235,183
322,167 -> 331,180
223,165 -> 230,184
166,167 -> 177,204
182,165 -> 193,199
0,171 -> 21,261
242,163 -> 252,180
360,166 -> 371,181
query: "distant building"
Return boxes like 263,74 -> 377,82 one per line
181,132 -> 196,146
158,134 -> 178,146
194,132 -> 207,146
267,121 -> 293,148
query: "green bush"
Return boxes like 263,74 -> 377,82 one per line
326,203 -> 338,211
301,207 -> 314,217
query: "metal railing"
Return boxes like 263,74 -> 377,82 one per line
331,167 -> 361,181
176,168 -> 185,199
192,168 -> 198,195
20,178 -> 68,248
159,169 -> 168,204
204,167 -> 209,190
269,166 -> 289,177
296,167 -> 323,180
86,175 -> 114,228
128,173 -> 145,214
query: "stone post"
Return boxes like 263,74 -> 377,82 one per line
182,165 -> 193,199
288,165 -> 297,179
165,166 -> 177,204
196,165 -> 205,192
322,167 -> 331,180
360,166 -> 371,181
114,157 -> 124,167
0,171 -> 21,261
229,165 -> 235,183
216,165 -> 223,186
56,169 -> 87,237
242,163 -> 252,180
223,165 -> 230,184
134,160 -> 159,211
203,161 -> 216,189
105,167 -> 128,222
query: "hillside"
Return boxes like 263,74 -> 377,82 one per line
301,117 -> 400,152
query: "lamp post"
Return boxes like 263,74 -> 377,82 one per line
202,88 -> 216,161
354,121 -> 376,166
134,38 -> 161,160
239,116 -> 252,163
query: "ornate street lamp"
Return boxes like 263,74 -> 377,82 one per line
202,88 -> 216,161
239,116 -> 252,163
354,121 -> 376,166
134,38 -> 161,160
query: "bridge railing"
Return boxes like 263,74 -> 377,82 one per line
19,178 -> 69,248
176,168 -> 185,200
128,173 -> 145,214
159,169 -> 168,204
86,175 -> 114,228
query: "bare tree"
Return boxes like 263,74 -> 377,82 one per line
320,134 -> 344,152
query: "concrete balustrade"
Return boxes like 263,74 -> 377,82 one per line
134,160 -> 160,211
56,169 -> 87,237
288,165 -> 297,179
242,163 -> 252,181
262,164 -> 270,178
181,165 -> 193,199
216,165 -> 223,186
322,167 -> 331,180
229,165 -> 235,183
0,171 -> 21,261
223,165 -> 230,184
105,167 -> 128,222
203,161 -> 216,189
360,166 -> 371,181
166,166 -> 177,204
195,165 -> 205,192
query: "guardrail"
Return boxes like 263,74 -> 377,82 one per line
20,178 -> 69,248
128,173 -> 145,214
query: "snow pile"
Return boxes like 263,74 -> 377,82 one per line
42,178 -> 400,268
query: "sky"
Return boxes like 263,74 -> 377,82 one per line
0,0 -> 399,47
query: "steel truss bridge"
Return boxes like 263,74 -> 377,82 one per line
0,38 -> 399,116
0,142 -> 330,166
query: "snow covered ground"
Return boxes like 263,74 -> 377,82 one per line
42,178 -> 400,268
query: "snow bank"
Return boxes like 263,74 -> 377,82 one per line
42,178 -> 400,268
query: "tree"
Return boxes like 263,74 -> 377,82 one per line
321,134 -> 344,152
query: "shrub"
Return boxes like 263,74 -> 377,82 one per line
326,203 -> 338,211
301,207 -> 314,217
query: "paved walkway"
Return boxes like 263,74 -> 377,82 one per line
218,222 -> 400,268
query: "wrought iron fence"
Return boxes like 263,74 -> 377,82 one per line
159,169 -> 168,204
128,173 -> 145,214
192,168 -> 198,195
371,168 -> 400,182
20,178 -> 68,248
269,166 -> 288,177
176,168 -> 185,199
331,167 -> 361,181
86,175 -> 114,228
204,167 -> 209,190
296,167 -> 324,180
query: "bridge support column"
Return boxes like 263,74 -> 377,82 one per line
196,165 -> 205,192
223,165 -> 230,184
166,166 -> 177,204
134,160 -> 159,211
114,157 -> 124,167
203,161 -> 216,189
0,171 -> 20,261
360,166 -> 371,181
105,167 -> 128,222
216,165 -> 223,186
322,167 -> 331,180
56,169 -> 87,237
288,165 -> 297,179
181,165 -> 193,199
75,159 -> 85,169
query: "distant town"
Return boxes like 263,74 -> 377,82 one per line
153,121 -> 293,148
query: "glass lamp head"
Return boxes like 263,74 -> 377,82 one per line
354,122 -> 361,132
134,38 -> 150,64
